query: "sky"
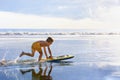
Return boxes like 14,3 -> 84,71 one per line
0,0 -> 120,29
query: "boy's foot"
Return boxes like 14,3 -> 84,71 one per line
19,51 -> 24,57
20,70 -> 26,74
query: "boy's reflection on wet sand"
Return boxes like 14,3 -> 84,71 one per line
20,63 -> 53,80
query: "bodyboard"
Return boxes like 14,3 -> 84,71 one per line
41,55 -> 74,62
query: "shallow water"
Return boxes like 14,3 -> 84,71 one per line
0,35 -> 120,80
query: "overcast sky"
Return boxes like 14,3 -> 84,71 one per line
0,0 -> 120,29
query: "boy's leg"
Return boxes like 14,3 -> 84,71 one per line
19,49 -> 35,57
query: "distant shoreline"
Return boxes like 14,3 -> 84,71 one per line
0,29 -> 120,38
0,32 -> 120,36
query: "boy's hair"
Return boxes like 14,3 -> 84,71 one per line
46,37 -> 54,42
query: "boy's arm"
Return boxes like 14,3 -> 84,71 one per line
47,46 -> 53,58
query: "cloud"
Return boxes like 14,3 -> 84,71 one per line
0,0 -> 119,20
0,11 -> 97,29
0,11 -> 81,29
90,5 -> 120,28
57,6 -> 69,10
0,3 -> 120,30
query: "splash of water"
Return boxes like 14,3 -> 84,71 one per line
14,56 -> 20,63
0,50 -> 8,65
1,50 -> 8,61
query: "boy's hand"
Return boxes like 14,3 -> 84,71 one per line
49,56 -> 53,59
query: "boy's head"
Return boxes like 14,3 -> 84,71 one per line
46,37 -> 54,43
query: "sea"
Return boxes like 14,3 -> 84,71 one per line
0,29 -> 120,80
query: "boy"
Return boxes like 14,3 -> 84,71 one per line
19,37 -> 54,61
